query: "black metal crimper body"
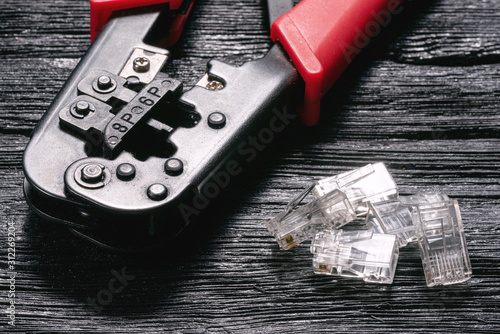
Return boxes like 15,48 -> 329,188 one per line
23,1 -> 301,250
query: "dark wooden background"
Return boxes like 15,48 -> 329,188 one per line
1,0 -> 500,332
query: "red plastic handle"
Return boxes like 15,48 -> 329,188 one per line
271,0 -> 404,125
90,0 -> 186,42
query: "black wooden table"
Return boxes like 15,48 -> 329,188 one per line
1,0 -> 500,332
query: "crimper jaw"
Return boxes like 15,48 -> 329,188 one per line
23,6 -> 300,250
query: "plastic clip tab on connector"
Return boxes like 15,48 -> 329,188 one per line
412,198 -> 472,287
311,229 -> 399,284
312,163 -> 398,215
266,186 -> 356,250
366,200 -> 416,248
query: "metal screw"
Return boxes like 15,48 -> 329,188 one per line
116,163 -> 136,181
164,158 -> 184,176
147,184 -> 168,201
81,164 -> 104,184
208,112 -> 226,129
206,80 -> 224,90
133,57 -> 150,73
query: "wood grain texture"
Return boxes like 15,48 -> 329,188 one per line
1,0 -> 500,333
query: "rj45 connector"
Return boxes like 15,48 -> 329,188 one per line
366,200 -> 416,248
311,229 -> 399,284
412,198 -> 472,287
266,187 -> 356,250
313,163 -> 398,215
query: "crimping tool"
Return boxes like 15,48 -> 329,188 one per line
23,0 -> 404,250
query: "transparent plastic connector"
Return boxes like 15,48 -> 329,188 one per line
413,199 -> 472,287
313,163 -> 398,215
399,192 -> 450,206
366,200 -> 416,248
311,229 -> 399,284
266,186 -> 356,250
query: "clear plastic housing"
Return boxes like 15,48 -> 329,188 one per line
366,200 -> 416,248
413,199 -> 472,287
266,187 -> 356,250
399,192 -> 450,206
311,229 -> 399,284
313,163 -> 398,215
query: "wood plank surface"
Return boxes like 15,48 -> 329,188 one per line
1,0 -> 499,332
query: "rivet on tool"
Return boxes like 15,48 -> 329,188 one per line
81,164 -> 105,184
125,76 -> 142,91
133,57 -> 150,73
93,75 -> 116,93
116,163 -> 136,181
97,75 -> 112,90
107,136 -> 119,146
147,184 -> 168,201
70,100 -> 95,119
208,112 -> 226,129
164,158 -> 184,176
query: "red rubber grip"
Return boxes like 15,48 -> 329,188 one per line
271,0 -> 404,125
90,0 -> 185,42
162,0 -> 195,47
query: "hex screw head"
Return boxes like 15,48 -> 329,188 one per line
133,57 -> 150,73
116,163 -> 136,181
208,112 -> 226,129
81,164 -> 104,184
164,158 -> 184,176
147,184 -> 168,201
